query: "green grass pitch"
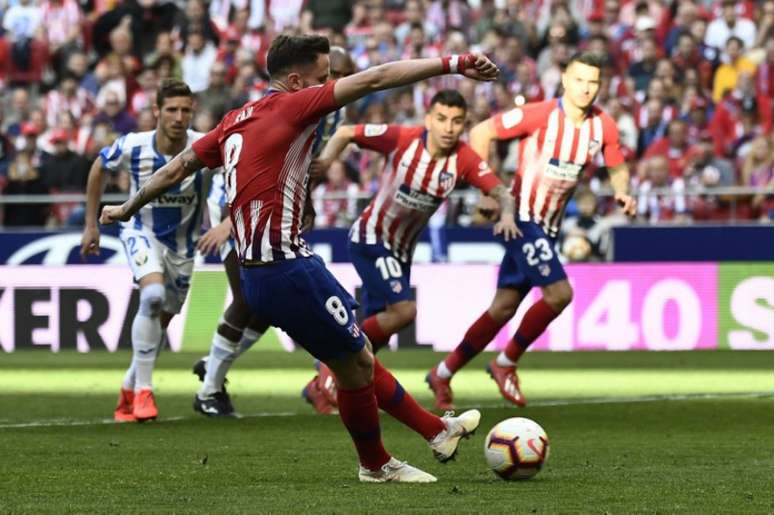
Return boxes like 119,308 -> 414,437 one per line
1,349 -> 773,513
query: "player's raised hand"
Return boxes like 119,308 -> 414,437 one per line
493,213 -> 521,241
615,193 -> 637,217
99,205 -> 129,225
459,54 -> 499,82
80,226 -> 101,258
197,220 -> 232,256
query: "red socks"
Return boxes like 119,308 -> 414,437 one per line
336,383 -> 391,471
373,359 -> 445,440
362,315 -> 390,352
504,299 -> 559,363
443,311 -> 504,374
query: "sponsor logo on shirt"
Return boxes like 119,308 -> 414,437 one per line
394,184 -> 442,212
152,194 -> 197,206
364,124 -> 388,137
545,158 -> 583,182
501,108 -> 524,129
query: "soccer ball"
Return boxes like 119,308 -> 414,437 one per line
484,417 -> 550,480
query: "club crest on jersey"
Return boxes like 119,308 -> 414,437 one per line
364,124 -> 388,137
390,280 -> 403,294
348,322 -> 362,338
439,170 -> 455,190
538,264 -> 552,277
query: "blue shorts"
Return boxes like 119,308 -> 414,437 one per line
497,221 -> 567,294
348,241 -> 412,317
240,255 -> 365,361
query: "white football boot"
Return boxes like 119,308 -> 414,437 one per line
428,409 -> 481,462
358,458 -> 437,483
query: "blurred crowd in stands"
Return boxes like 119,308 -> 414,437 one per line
0,0 -> 773,238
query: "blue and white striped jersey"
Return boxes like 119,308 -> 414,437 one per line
100,130 -> 215,258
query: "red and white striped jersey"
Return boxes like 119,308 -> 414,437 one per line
350,125 -> 501,262
192,81 -> 339,263
493,99 -> 624,237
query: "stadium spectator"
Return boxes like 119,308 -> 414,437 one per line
636,155 -> 689,223
705,0 -> 757,51
41,128 -> 89,225
3,143 -> 50,227
44,72 -> 94,128
196,62 -> 233,121
182,29 -> 218,93
713,36 -> 757,102
685,132 -> 738,220
313,159 -> 359,228
740,135 -> 774,218
644,118 -> 692,179
93,88 -> 136,135
301,0 -> 353,33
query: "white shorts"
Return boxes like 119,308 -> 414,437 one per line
119,226 -> 194,314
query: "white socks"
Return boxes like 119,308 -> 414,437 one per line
436,362 -> 453,379
200,332 -> 240,397
495,352 -> 517,368
131,283 -> 165,391
237,328 -> 261,356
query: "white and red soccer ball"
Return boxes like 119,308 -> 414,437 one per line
484,417 -> 550,480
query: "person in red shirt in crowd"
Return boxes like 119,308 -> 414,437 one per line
683,95 -> 713,144
644,118 -> 692,178
636,154 -> 689,223
755,38 -> 774,99
672,32 -> 715,93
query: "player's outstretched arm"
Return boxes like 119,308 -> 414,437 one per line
333,54 -> 499,106
608,164 -> 636,217
309,125 -> 356,181
99,148 -> 204,225
80,157 -> 108,258
490,184 -> 521,241
469,118 -> 498,162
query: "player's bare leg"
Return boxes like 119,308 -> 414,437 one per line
195,251 -> 269,416
311,300 -> 417,412
488,280 -> 572,406
115,272 -> 167,422
428,288 -> 523,410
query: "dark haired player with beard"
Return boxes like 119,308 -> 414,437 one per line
100,35 -> 500,482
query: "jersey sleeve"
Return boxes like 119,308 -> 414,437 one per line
601,115 -> 625,168
98,135 -> 127,172
457,146 -> 502,193
491,102 -> 547,140
286,80 -> 339,126
352,124 -> 403,154
191,123 -> 224,169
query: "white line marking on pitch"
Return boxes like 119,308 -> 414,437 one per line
1,392 -> 772,430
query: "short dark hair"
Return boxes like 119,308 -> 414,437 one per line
428,89 -> 467,111
565,52 -> 604,70
156,79 -> 193,108
726,35 -> 744,48
267,34 -> 330,77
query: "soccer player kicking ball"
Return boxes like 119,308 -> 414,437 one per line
100,35 -> 499,483
190,47 -> 357,417
302,89 -> 519,414
81,80 -> 216,422
427,53 -> 637,410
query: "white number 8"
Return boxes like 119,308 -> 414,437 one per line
325,296 -> 349,326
